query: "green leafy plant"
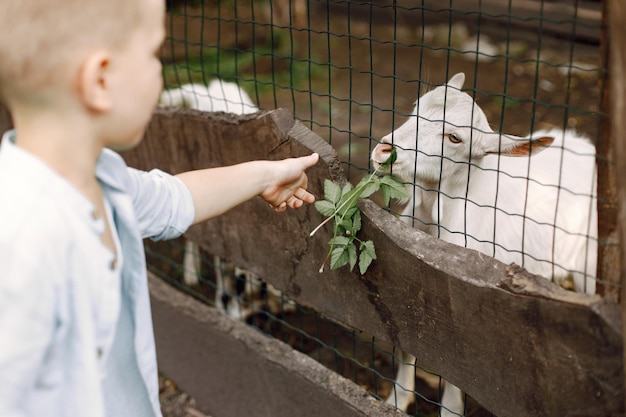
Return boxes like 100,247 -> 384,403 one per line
310,148 -> 407,274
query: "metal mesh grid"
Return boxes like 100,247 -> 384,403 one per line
162,1 -> 604,175
157,1 -> 606,416
145,237 -> 493,416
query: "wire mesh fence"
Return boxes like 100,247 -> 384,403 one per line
156,1 -> 608,416
145,237 -> 496,416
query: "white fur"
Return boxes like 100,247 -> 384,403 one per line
160,79 -> 258,115
371,72 -> 598,415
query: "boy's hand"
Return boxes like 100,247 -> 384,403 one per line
261,153 -> 319,212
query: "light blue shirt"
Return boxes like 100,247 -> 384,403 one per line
0,131 -> 195,417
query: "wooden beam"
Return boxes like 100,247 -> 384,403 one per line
597,0 -> 621,301
606,0 -> 626,413
149,273 -> 405,417
121,107 -> 623,417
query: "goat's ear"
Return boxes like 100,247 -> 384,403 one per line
447,73 -> 465,90
487,135 -> 554,157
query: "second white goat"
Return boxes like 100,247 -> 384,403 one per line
160,79 -> 258,115
371,72 -> 598,415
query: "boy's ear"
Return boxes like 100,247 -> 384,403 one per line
77,50 -> 113,112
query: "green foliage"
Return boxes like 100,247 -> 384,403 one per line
162,28 -> 325,95
311,148 -> 407,275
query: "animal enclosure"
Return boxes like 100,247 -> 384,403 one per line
151,1 -> 624,416
1,1 -> 622,417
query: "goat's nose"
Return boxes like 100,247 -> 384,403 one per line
375,141 -> 393,156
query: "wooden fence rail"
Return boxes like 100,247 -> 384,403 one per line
0,99 -> 622,416
0,96 -> 622,415
120,107 -> 623,417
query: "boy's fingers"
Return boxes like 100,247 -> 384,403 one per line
296,187 -> 315,203
271,190 -> 313,211
286,196 -> 302,209
301,153 -> 319,168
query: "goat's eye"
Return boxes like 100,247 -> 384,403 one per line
445,133 -> 462,144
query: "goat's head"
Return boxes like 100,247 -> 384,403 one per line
371,73 -> 554,186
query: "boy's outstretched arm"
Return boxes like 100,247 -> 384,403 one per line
176,153 -> 319,224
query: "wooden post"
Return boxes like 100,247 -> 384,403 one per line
605,0 -> 626,412
597,1 -> 622,301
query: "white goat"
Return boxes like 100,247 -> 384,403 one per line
371,72 -> 597,415
160,80 -> 259,115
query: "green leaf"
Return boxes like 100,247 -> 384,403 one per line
359,255 -> 373,275
381,147 -> 398,168
342,206 -> 359,219
330,235 -> 351,247
338,216 -> 354,232
380,175 -> 408,198
324,179 -> 342,204
359,254 -> 374,275
314,200 -> 336,217
338,186 -> 361,209
337,209 -> 362,238
351,209 -> 362,234
330,246 -> 350,270
341,182 -> 353,197
379,175 -> 408,206
347,244 -> 358,271
360,240 -> 377,260
380,185 -> 392,207
313,172 -> 391,274
358,241 -> 377,275
358,180 -> 381,199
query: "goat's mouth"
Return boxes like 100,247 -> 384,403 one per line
372,161 -> 391,174
373,156 -> 399,165
373,159 -> 402,172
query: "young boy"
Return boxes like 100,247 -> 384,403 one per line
0,0 -> 319,416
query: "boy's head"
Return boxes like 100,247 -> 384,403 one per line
0,0 -> 138,104
0,0 -> 166,149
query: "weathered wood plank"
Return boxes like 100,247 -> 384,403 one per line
149,273 -> 405,417
121,107 -> 623,417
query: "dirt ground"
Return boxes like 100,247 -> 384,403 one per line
159,2 -> 603,416
159,375 -> 211,417
160,374 -> 213,417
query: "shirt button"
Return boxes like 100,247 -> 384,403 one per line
97,348 -> 103,358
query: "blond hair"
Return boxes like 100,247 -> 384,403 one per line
0,0 -> 144,103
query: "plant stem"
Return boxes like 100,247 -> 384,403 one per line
310,167 -> 381,238
310,215 -> 334,237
